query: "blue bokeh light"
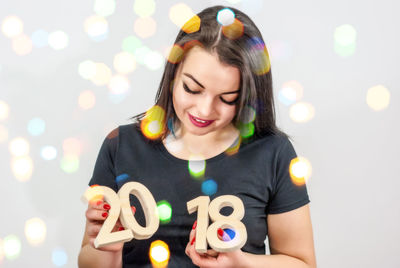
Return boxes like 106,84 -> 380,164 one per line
201,179 -> 217,196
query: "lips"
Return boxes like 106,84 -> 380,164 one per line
188,113 -> 214,127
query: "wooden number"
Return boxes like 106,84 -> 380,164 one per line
187,196 -> 210,253
207,195 -> 247,252
118,182 -> 159,239
82,183 -> 159,248
186,195 -> 247,253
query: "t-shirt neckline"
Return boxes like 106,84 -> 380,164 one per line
157,135 -> 241,165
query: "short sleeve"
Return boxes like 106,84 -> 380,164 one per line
267,138 -> 310,214
88,128 -> 119,191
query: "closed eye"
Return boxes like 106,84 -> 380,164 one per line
220,97 -> 239,105
183,83 -> 200,94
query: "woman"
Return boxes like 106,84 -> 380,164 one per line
79,5 -> 316,268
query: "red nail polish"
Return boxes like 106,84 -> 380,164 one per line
102,212 -> 108,218
103,204 -> 111,210
96,200 -> 102,206
191,236 -> 196,245
118,227 -> 124,231
192,220 -> 197,229
217,228 -> 224,237
131,206 -> 136,214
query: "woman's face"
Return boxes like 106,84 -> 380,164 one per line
172,46 -> 240,137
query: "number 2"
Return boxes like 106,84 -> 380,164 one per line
82,182 -> 159,248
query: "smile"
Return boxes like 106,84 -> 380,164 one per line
188,114 -> 214,127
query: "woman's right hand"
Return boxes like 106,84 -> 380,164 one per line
84,199 -> 136,252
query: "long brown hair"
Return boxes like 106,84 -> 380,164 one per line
130,5 -> 287,141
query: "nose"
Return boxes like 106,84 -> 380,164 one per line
197,96 -> 215,119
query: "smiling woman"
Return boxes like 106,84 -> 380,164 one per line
79,5 -> 316,268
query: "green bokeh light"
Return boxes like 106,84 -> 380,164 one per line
133,0 -> 156,17
60,155 -> 79,173
238,122 -> 255,139
157,200 -> 172,223
188,159 -> 206,179
94,0 -> 116,17
334,24 -> 356,46
122,36 -> 142,55
4,235 -> 21,260
334,42 -> 356,57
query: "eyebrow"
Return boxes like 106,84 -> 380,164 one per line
183,72 -> 240,95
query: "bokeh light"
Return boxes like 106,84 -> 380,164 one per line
169,3 -> 195,29
9,137 -> 30,156
133,0 -> 155,17
78,60 -> 96,80
31,29 -> 49,48
134,17 -> 157,39
289,156 -> 312,186
11,156 -> 33,182
134,46 -> 152,65
241,106 -> 256,124
94,0 -> 116,17
157,200 -> 172,223
3,235 -> 21,260
238,122 -> 255,139
91,63 -> 112,86
140,105 -> 165,140
0,100 -> 10,121
113,52 -> 136,74
188,157 -> 206,178
222,18 -> 244,40
164,133 -> 184,153
78,90 -> 96,110
27,117 -> 46,136
82,185 -> 105,204
144,51 -> 164,70
108,74 -> 130,95
334,24 -> 356,57
116,173 -> 130,184
41,146 -> 57,160
289,102 -> 315,123
1,15 -> 23,38
181,15 -> 201,34
149,240 -> 170,268
225,135 -> 241,156
0,125 -> 8,143
249,37 -> 271,75
166,44 -> 184,64
122,36 -> 142,54
217,8 -> 235,26
52,247 -> 68,267
48,31 -> 69,50
63,137 -> 82,155
278,80 -> 304,106
0,238 -> 4,263
201,179 -> 218,196
366,85 -> 390,111
12,34 -> 33,56
218,228 -> 235,241
84,15 -> 108,42
60,154 -> 80,173
25,217 -> 47,246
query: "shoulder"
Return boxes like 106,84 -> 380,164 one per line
247,132 -> 293,155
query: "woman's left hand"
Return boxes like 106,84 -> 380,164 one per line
185,223 -> 249,268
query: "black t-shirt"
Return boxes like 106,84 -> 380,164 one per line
88,123 -> 310,267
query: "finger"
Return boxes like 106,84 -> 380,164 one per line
188,243 -> 217,267
86,207 -> 109,222
87,223 -> 102,237
206,249 -> 219,258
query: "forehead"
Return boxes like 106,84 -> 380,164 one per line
180,46 -> 240,92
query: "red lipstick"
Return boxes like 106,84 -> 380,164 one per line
188,113 -> 214,127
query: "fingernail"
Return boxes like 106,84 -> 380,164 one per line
217,228 -> 224,237
131,206 -> 136,214
192,220 -> 197,229
103,204 -> 111,210
102,212 -> 108,218
96,200 -> 102,206
118,227 -> 125,231
190,236 -> 196,245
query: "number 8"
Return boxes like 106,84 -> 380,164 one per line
82,182 -> 159,248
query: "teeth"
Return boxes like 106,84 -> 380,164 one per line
193,117 -> 207,123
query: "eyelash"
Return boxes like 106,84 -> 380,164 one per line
183,83 -> 238,106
